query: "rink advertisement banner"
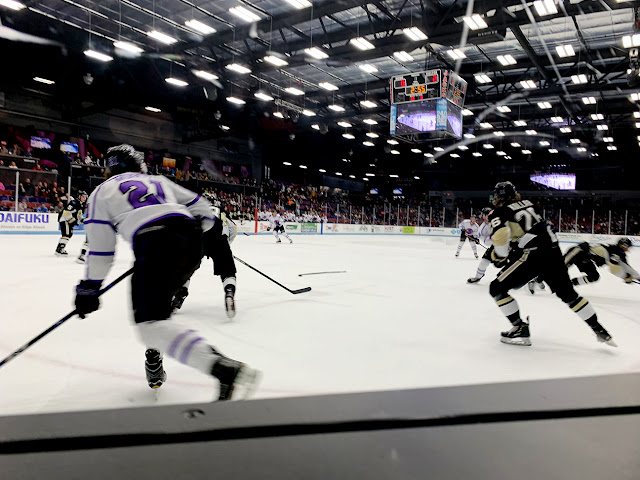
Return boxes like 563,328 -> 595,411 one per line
402,226 -> 415,234
301,222 -> 317,233
0,212 -> 59,232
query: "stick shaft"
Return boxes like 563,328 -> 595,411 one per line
233,256 -> 310,294
0,268 -> 134,369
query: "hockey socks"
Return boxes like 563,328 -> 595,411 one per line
222,276 -> 236,319
569,297 -> 617,346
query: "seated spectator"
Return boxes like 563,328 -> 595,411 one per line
0,141 -> 8,154
9,161 -> 17,169
19,178 -> 35,196
36,204 -> 49,213
11,144 -> 21,156
0,180 -> 4,190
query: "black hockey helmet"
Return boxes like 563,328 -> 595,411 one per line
105,144 -> 146,176
618,237 -> 632,249
493,181 -> 517,202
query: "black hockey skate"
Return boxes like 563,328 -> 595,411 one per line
289,238 -> 293,244
145,349 -> 167,389
500,319 -> 531,346
224,285 -> 236,319
467,275 -> 483,284
276,238 -> 281,243
211,357 -> 259,401
171,287 -> 189,312
589,323 -> 618,347
75,254 -> 86,264
55,243 -> 68,256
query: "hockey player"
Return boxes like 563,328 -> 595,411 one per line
455,214 -> 479,258
171,211 -> 239,319
467,208 -> 493,283
487,181 -> 615,347
270,210 -> 292,244
73,144 -> 258,400
564,237 -> 639,286
55,191 -> 87,256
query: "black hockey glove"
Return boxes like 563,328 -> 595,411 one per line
75,280 -> 102,318
490,250 -> 508,267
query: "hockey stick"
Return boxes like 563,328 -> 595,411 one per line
465,233 -> 487,249
233,256 -> 311,294
0,268 -> 134,369
298,271 -> 346,277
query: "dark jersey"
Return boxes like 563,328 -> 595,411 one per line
58,199 -> 85,225
489,199 -> 557,256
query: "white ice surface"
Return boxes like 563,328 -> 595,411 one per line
1,233 -> 639,416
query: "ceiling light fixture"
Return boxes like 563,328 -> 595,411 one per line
549,148 -> 559,153
33,77 -> 54,85
622,34 -> 640,48
302,109 -> 316,116
571,74 -> 588,84
514,120 -> 527,127
343,133 -> 355,139
597,124 -> 608,130
225,63 -> 251,74
550,116 -> 564,122
273,112 -> 284,118
497,54 -> 517,66
582,96 -> 596,105
229,5 -> 261,22
284,0 -> 312,9
338,121 -> 352,128
363,118 -> 378,125
387,139 -> 399,145
522,149 -> 532,154
538,101 -> 552,109
591,113 -> 604,120
359,64 -> 378,73
511,142 -> 521,147
534,0 -> 558,16
462,109 -> 474,116
319,82 -> 338,91
526,130 -> 538,135
185,19 -> 216,35
360,99 -> 377,108
494,131 -> 506,137
363,141 -> 375,146
394,51 -> 414,62
366,132 -> 379,138
519,80 -> 537,89
84,50 -> 113,62
560,127 -> 572,133
556,44 -> 575,57
403,27 -> 428,41
284,87 -> 304,95
165,77 -> 188,87
263,55 -> 288,66
145,106 -> 161,112
475,74 -> 491,83
113,41 -> 143,53
328,104 -> 345,112
446,48 -> 466,60
0,0 -> 25,10
146,30 -> 177,45
304,47 -> 329,59
463,14 -> 488,30
194,70 -> 219,81
226,96 -> 246,105
350,37 -> 375,50
254,92 -> 274,101
497,106 -> 511,113
472,152 -> 483,157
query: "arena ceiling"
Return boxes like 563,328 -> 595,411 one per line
1,0 -> 640,184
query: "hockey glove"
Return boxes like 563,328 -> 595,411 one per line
75,280 -> 102,318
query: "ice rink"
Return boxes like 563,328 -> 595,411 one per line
1,232 -> 639,417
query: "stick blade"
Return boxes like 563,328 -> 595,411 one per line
291,287 -> 312,294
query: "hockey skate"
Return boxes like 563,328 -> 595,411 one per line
289,238 -> 293,244
455,252 -> 459,258
590,324 -> 618,347
467,275 -> 484,284
211,357 -> 259,401
224,285 -> 236,319
500,319 -> 531,346
276,239 -> 281,243
145,349 -> 167,389
55,243 -> 68,256
474,253 -> 479,259
171,287 -> 189,311
75,254 -> 85,264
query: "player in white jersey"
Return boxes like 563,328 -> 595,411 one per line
269,211 -> 292,243
73,144 -> 257,400
467,208 -> 495,283
455,215 -> 479,258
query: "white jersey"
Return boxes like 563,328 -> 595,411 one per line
269,214 -> 284,228
459,219 -> 479,238
477,222 -> 493,246
83,172 -> 216,282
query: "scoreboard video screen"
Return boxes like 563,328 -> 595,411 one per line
391,70 -> 441,104
391,69 -> 467,108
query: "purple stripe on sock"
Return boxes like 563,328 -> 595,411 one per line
179,337 -> 203,364
168,329 -> 195,358
88,251 -> 115,256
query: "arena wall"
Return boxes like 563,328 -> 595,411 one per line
2,215 -> 637,246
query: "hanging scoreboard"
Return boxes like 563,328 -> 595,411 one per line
391,69 -> 467,108
391,70 -> 442,104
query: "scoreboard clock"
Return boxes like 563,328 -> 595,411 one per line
391,70 -> 441,104
445,71 -> 467,108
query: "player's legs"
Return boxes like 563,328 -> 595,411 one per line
456,232 -> 466,257
76,236 -> 88,264
132,217 -> 257,397
209,226 -> 238,318
540,246 -> 613,345
468,246 -> 492,282
572,259 -> 600,286
55,222 -> 72,256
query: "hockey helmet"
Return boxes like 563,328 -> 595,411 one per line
618,237 -> 632,249
105,144 -> 147,176
493,181 -> 517,202
481,207 -> 492,216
